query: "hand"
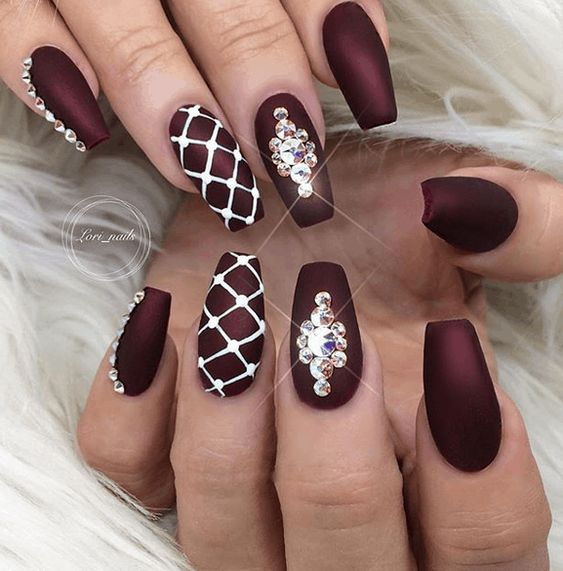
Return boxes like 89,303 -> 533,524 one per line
0,0 -> 393,231
77,139 -> 562,570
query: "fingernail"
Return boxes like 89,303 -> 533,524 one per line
22,47 -> 110,151
322,2 -> 397,130
198,252 -> 265,397
424,319 -> 502,472
255,94 -> 333,228
109,287 -> 171,396
291,262 -> 362,409
421,177 -> 519,253
169,105 -> 264,232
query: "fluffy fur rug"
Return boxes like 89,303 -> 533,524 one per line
0,0 -> 561,568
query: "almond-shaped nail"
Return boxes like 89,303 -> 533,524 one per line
109,287 -> 171,396
198,252 -> 265,397
169,105 -> 264,232
421,177 -> 518,253
22,47 -> 110,151
322,2 -> 397,130
424,319 -> 502,472
255,94 -> 333,227
290,262 -> 362,409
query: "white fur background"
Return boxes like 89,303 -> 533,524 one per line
0,0 -> 562,569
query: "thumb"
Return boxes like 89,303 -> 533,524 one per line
421,166 -> 563,282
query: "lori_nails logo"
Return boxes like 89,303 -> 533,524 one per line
76,228 -> 137,244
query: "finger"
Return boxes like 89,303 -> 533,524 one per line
56,0 -> 263,232
77,287 -> 177,510
0,2 -> 109,150
421,166 -> 563,281
172,253 -> 285,570
415,319 -> 551,570
284,0 -> 397,130
169,0 -> 334,228
276,262 -> 412,570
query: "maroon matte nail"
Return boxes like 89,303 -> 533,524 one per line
422,177 -> 518,253
198,252 -> 265,397
322,2 -> 397,130
22,47 -> 110,151
291,262 -> 362,409
424,319 -> 502,472
109,287 -> 171,396
255,94 -> 333,228
169,105 -> 264,232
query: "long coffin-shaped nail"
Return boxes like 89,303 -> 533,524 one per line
109,287 -> 171,396
291,262 -> 362,409
22,47 -> 110,151
169,105 -> 264,232
322,2 -> 397,130
255,94 -> 333,227
421,177 -> 518,253
198,252 -> 265,397
424,319 -> 502,472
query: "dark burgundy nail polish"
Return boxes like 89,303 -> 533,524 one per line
322,2 -> 397,130
290,262 -> 362,409
255,94 -> 333,228
169,105 -> 264,232
24,47 -> 110,150
424,319 -> 502,472
110,287 -> 171,397
198,252 -> 265,397
421,177 -> 519,253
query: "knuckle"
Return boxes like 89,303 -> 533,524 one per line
209,2 -> 296,66
103,25 -> 185,86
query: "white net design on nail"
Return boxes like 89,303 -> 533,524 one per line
170,105 -> 260,230
198,252 -> 265,397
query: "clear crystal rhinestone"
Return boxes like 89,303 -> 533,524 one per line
134,290 -> 145,304
116,327 -> 124,337
331,322 -> 346,337
290,163 -> 312,184
269,137 -> 281,152
305,153 -> 318,168
311,306 -> 334,327
310,357 -> 333,380
307,326 -> 336,357
22,57 -> 33,70
313,378 -> 332,397
273,107 -> 288,120
112,341 -> 119,351
298,183 -> 313,198
44,110 -> 55,123
300,320 -> 314,336
35,97 -> 45,111
296,128 -> 309,142
27,85 -> 36,98
299,347 -> 314,364
113,381 -> 125,394
335,336 -> 348,351
277,162 -> 291,177
109,354 -> 116,366
65,129 -> 77,143
296,335 -> 308,349
275,119 -> 296,140
315,291 -> 332,307
54,120 -> 65,133
306,141 -> 316,153
108,368 -> 119,381
75,141 -> 86,152
21,70 -> 31,84
280,138 -> 306,165
271,152 -> 282,165
331,351 -> 347,368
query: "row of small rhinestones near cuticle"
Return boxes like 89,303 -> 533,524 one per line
21,58 -> 87,152
107,290 -> 146,394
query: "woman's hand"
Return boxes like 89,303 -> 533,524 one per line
75,139 -> 562,570
0,1 -> 393,231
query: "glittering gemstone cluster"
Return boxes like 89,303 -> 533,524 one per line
269,107 -> 318,199
21,57 -> 86,152
297,291 -> 347,397
107,290 -> 146,394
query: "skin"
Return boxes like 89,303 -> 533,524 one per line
78,138 -> 563,570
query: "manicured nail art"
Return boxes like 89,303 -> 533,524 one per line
322,2 -> 397,130
109,287 -> 171,396
424,319 -> 502,472
170,105 -> 264,232
198,252 -> 265,397
291,262 -> 362,409
421,177 -> 518,253
21,47 -> 109,151
255,94 -> 333,227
